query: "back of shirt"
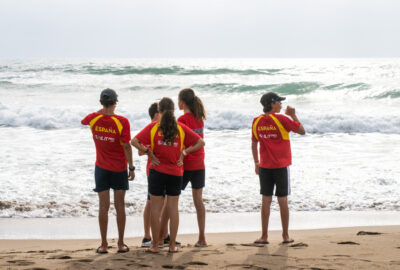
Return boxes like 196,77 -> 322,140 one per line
178,113 -> 205,170
135,121 -> 200,176
252,113 -> 300,169
81,112 -> 131,172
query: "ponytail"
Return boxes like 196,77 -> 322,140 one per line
178,88 -> 206,121
159,97 -> 178,145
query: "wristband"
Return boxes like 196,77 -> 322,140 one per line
144,148 -> 150,154
129,166 -> 135,171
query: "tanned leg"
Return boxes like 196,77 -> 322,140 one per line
143,200 -> 152,239
255,195 -> 272,243
166,195 -> 180,252
98,190 -> 110,252
192,188 -> 207,245
148,195 -> 164,252
277,196 -> 293,242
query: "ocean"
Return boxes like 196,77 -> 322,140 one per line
1,58 -> 399,218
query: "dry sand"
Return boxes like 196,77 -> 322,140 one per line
1,226 -> 399,269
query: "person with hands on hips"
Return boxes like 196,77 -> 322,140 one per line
131,97 -> 205,253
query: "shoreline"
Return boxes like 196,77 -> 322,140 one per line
1,226 -> 399,269
1,211 -> 399,239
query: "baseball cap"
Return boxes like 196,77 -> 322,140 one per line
100,88 -> 118,103
260,92 -> 286,107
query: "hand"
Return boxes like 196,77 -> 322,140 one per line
128,170 -> 135,181
149,151 -> 160,166
285,106 -> 296,117
255,162 -> 259,175
177,152 -> 184,167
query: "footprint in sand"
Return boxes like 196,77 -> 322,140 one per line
226,243 -> 237,247
46,255 -> 72,260
289,242 -> 308,248
323,254 -> 351,258
76,259 -> 94,263
6,260 -> 35,266
126,262 -> 151,267
226,264 -> 268,270
357,231 -> 382,235
337,241 -> 360,245
240,243 -> 266,247
161,265 -> 185,269
186,261 -> 208,266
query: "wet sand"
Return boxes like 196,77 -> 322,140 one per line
1,226 -> 399,269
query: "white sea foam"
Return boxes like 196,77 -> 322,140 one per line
1,104 -> 400,134
1,59 -> 400,218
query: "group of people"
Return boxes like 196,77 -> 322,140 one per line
81,88 -> 305,254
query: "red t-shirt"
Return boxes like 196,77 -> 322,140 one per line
252,113 -> 300,169
178,113 -> 205,170
81,112 -> 131,172
135,121 -> 200,176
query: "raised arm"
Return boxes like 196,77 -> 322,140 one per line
285,106 -> 306,135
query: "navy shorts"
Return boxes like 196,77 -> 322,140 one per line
148,169 -> 182,196
259,167 -> 290,197
182,169 -> 205,190
94,165 -> 129,192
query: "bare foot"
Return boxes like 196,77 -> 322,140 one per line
146,246 -> 159,253
168,246 -> 179,253
254,237 -> 269,244
96,243 -> 108,254
282,238 -> 294,244
117,243 -> 130,253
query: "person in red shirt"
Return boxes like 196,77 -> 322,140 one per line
177,88 -> 208,247
81,89 -> 135,254
131,97 -> 205,253
251,92 -> 305,245
139,102 -> 170,248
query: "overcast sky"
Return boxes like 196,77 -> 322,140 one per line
1,0 -> 400,58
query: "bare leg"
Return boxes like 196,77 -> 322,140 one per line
192,188 -> 207,245
159,197 -> 169,244
143,200 -> 152,239
114,190 -> 128,251
98,190 -> 110,252
255,195 -> 272,242
166,195 -> 179,252
277,196 -> 293,242
148,195 -> 164,252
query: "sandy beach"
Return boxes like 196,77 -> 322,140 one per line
1,225 -> 399,269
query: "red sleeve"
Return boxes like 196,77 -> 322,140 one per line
278,115 -> 301,132
177,115 -> 187,125
134,122 -> 154,146
81,112 -> 97,125
120,118 -> 131,143
181,124 -> 200,147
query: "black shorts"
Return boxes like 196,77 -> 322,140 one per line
182,169 -> 205,190
259,167 -> 290,197
147,176 -> 166,200
148,169 -> 182,196
94,165 -> 129,193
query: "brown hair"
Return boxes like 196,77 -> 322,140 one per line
178,88 -> 206,121
158,97 -> 178,145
